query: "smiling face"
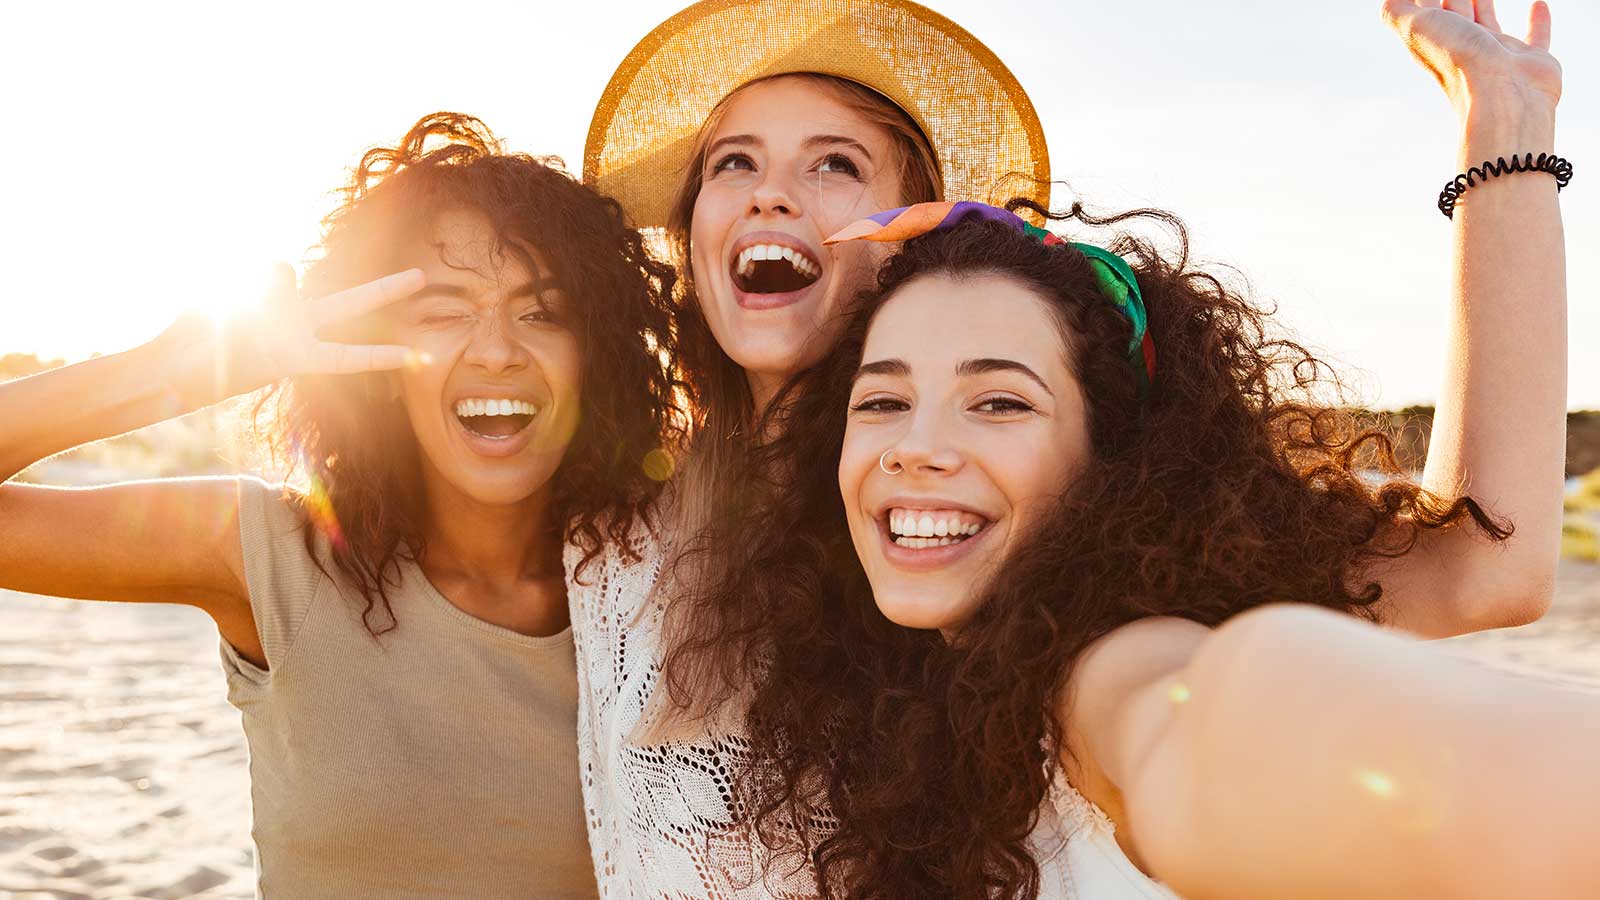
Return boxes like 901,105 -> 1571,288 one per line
840,272 -> 1093,631
386,208 -> 583,510
689,76 -> 910,400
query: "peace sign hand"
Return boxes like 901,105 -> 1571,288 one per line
1382,0 -> 1562,113
160,266 -> 427,405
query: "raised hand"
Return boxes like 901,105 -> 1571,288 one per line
160,265 -> 427,404
1381,0 -> 1561,113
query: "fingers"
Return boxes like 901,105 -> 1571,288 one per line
1380,0 -> 1414,25
1441,0 -> 1472,16
306,341 -> 419,375
310,268 -> 426,329
1473,0 -> 1503,32
1527,0 -> 1552,49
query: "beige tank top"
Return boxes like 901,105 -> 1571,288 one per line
219,477 -> 597,899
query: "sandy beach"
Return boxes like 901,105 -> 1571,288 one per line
0,562 -> 1595,898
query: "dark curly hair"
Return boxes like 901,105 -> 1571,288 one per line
263,112 -> 682,633
662,200 -> 1509,900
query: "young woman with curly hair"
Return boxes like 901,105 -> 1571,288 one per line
0,112 -> 678,898
689,197 -> 1596,899
570,1 -> 1569,896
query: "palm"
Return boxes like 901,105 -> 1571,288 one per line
161,267 -> 424,403
1384,0 -> 1562,108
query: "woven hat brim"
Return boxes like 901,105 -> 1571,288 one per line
584,0 -> 1050,229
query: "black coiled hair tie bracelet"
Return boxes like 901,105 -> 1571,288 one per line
1438,152 -> 1573,219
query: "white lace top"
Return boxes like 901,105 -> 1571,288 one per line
1030,770 -> 1184,900
566,522 -> 1181,900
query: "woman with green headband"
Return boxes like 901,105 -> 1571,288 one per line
623,2 -> 1580,900
688,190 -> 1598,900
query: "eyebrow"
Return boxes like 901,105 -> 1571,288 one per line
804,135 -> 873,161
853,359 -> 910,383
706,134 -> 760,158
853,357 -> 1053,396
705,133 -> 874,162
958,358 -> 1054,396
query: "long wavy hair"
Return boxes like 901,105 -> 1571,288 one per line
665,201 -> 1509,899
263,112 -> 682,633
646,74 -> 942,732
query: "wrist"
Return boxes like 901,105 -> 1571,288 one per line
1457,92 -> 1557,168
139,322 -> 221,412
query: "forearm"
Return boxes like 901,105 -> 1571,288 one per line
0,335 -> 207,483
1124,605 -> 1600,900
1380,90 -> 1566,634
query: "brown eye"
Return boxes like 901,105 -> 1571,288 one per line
817,153 -> 861,179
974,396 -> 1034,415
850,396 -> 908,414
710,153 -> 755,175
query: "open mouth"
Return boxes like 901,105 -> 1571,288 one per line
885,508 -> 991,550
454,398 -> 539,440
730,241 -> 822,294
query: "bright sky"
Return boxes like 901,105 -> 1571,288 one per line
3,0 -> 1595,406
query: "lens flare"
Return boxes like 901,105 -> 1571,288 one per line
1355,769 -> 1396,798
642,448 -> 676,482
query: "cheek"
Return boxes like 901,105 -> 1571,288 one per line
689,192 -> 734,285
990,430 -> 1086,532
819,243 -> 882,314
544,336 -> 584,401
837,428 -> 876,508
393,370 -> 448,443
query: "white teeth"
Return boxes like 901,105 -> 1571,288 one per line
455,398 -> 539,417
735,243 -> 820,277
886,508 -> 988,545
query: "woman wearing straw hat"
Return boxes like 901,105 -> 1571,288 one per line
575,0 -> 1568,896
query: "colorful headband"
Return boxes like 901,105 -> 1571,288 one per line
825,200 -> 1156,390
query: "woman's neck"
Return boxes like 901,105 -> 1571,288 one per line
417,471 -> 561,584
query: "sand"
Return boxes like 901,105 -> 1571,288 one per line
3,566 -> 1599,899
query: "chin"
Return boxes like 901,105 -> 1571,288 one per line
873,587 -> 974,633
441,456 -> 560,508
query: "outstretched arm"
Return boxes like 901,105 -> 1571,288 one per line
1065,605 -> 1600,900
1369,0 -> 1567,636
0,268 -> 422,665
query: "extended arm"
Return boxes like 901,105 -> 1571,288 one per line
0,269 -> 421,665
1367,0 -> 1566,636
1066,605 -> 1600,900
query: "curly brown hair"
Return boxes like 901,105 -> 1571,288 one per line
663,200 -> 1509,899
263,112 -> 682,633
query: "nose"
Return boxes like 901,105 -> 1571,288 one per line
891,408 -> 964,476
749,170 -> 802,219
461,314 -> 528,375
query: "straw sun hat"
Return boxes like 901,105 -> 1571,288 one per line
584,0 -> 1051,229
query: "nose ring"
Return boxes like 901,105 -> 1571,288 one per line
879,449 -> 903,476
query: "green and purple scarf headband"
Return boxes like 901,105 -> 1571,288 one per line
824,200 -> 1156,390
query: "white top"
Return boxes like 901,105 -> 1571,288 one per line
566,520 -> 1181,900
1031,770 -> 1184,900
